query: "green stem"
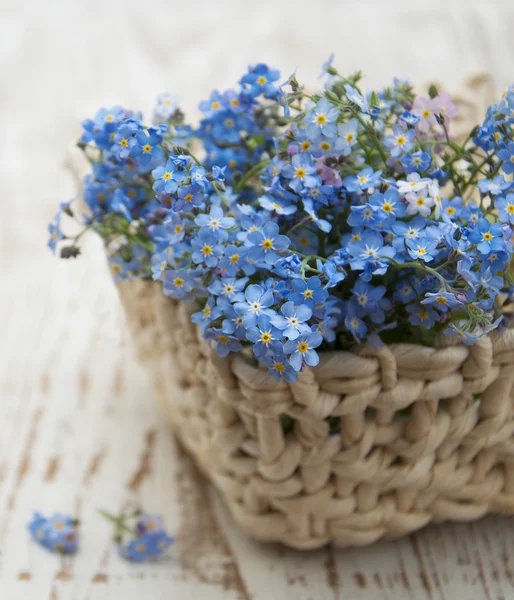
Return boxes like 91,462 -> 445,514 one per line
97,510 -> 135,536
234,160 -> 271,193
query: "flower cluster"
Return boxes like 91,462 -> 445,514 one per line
100,509 -> 174,562
28,512 -> 79,554
50,60 -> 514,382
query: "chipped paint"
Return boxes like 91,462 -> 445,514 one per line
174,441 -> 250,600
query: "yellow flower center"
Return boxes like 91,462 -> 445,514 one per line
303,290 -> 313,299
483,232 -> 493,241
397,136 -> 406,145
436,297 -> 447,304
257,76 -> 267,85
162,172 -> 172,181
120,139 -> 128,147
229,254 -> 239,263
230,99 -> 240,107
321,142 -> 331,151
218,335 -> 229,343
211,101 -> 221,110
347,133 -> 354,142
143,144 -> 152,153
274,361 -> 286,372
298,342 -> 309,354
184,194 -> 193,203
261,332 -> 272,343
447,207 -> 455,215
295,168 -> 306,178
301,141 -> 311,151
316,114 -> 327,125
105,114 -> 115,122
262,239 -> 274,250
98,192 -> 105,201
419,311 -> 429,320
202,245 -> 213,256
507,205 -> 514,214
382,202 -> 393,213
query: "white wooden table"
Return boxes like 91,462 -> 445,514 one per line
2,1 -> 514,598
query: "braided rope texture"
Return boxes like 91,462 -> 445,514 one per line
118,279 -> 514,549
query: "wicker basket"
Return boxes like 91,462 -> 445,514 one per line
117,279 -> 514,549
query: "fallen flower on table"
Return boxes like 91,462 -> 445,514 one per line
27,512 -> 79,554
99,508 -> 175,562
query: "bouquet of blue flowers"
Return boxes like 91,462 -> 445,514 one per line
50,60 -> 514,383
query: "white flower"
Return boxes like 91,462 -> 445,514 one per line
406,192 -> 435,217
397,173 -> 431,196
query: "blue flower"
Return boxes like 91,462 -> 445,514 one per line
191,230 -> 223,267
199,90 -> 224,117
271,301 -> 312,340
495,193 -> 514,224
247,222 -> 290,265
289,277 -> 327,308
111,122 -> 139,159
234,284 -> 275,328
444,323 -> 480,346
306,98 -> 339,138
163,269 -> 196,299
347,231 -> 395,280
384,124 -> 415,157
399,110 -> 420,126
284,331 -> 323,371
192,297 -> 222,330
369,189 -> 406,221
245,314 -> 283,357
240,63 -> 280,98
406,304 -> 438,328
28,512 -> 79,554
498,142 -> 514,174
281,153 -> 319,193
195,206 -> 235,241
421,291 -> 463,312
219,245 -> 254,276
401,151 -> 431,173
335,119 -> 359,156
205,328 -> 243,357
208,276 -> 248,303
320,258 -> 346,288
174,184 -> 204,212
344,302 -> 368,341
48,222 -> 63,253
350,280 -> 386,322
345,84 -> 369,113
303,198 -> 332,232
152,157 -> 188,194
163,213 -> 185,244
343,167 -> 382,193
190,166 -> 210,189
272,254 -> 303,279
151,250 -> 169,280
130,127 -> 165,166
261,352 -> 297,382
477,174 -> 510,196
468,218 -> 505,255
348,203 -> 378,228
406,237 -> 439,262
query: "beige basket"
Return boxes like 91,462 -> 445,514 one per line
118,279 -> 514,549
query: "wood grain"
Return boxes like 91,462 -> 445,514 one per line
1,0 -> 514,598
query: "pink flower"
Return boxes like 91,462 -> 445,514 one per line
315,159 -> 342,187
412,96 -> 437,133
431,92 -> 459,123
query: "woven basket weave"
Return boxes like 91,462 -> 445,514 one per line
68,73 -> 514,548
118,280 -> 514,549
